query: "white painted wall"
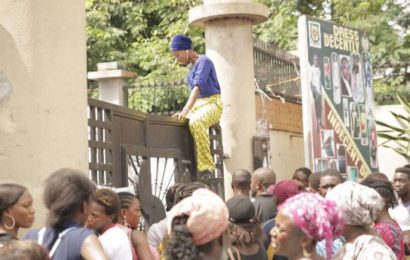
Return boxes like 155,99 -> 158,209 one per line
0,0 -> 88,233
268,130 -> 306,180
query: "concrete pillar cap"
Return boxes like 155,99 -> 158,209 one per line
87,70 -> 136,80
189,2 -> 268,27
88,62 -> 136,80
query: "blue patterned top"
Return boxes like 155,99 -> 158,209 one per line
316,236 -> 346,258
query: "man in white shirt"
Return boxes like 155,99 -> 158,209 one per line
310,54 -> 324,130
390,165 -> 410,255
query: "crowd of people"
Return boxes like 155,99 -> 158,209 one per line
1,165 -> 410,259
0,34 -> 408,259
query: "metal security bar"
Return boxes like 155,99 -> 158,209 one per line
126,78 -> 189,115
253,39 -> 301,103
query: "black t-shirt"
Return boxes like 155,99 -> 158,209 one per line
253,193 -> 277,223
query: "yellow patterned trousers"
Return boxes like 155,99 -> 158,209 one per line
188,94 -> 222,172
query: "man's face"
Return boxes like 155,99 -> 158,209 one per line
319,176 -> 342,197
250,175 -> 259,197
86,201 -> 112,231
341,59 -> 351,81
292,171 -> 308,190
393,172 -> 410,196
313,55 -> 319,66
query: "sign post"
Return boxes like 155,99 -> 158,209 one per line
298,16 -> 378,179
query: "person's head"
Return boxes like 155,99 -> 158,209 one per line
226,195 -> 262,249
166,189 -> 229,260
166,183 -> 183,211
393,165 -> 410,198
308,172 -> 322,193
313,54 -> 319,66
361,172 -> 388,182
337,145 -> 346,156
361,178 -> 397,212
319,169 -> 343,197
231,169 -> 251,196
116,191 -> 141,229
250,167 -> 276,197
341,57 -> 351,81
0,240 -> 48,260
0,184 -> 34,233
170,34 -> 192,66
44,168 -> 96,228
268,180 -> 300,206
326,181 -> 384,232
173,182 -> 208,205
292,167 -> 312,190
87,188 -> 120,232
270,193 -> 344,260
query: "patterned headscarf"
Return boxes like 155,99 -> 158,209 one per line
280,193 -> 344,260
326,181 -> 384,226
167,188 -> 229,246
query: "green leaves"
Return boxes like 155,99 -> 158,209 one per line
255,0 -> 409,104
376,94 -> 410,159
86,0 -> 409,110
86,0 -> 204,79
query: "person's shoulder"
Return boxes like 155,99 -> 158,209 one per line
25,228 -> 40,240
262,218 -> 275,229
361,236 -> 396,258
67,226 -> 94,239
111,225 -> 129,235
197,55 -> 213,65
104,226 -> 130,243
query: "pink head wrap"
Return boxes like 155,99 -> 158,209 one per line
167,188 -> 229,246
280,193 -> 344,259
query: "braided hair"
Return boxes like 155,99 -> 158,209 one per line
92,189 -> 120,217
166,215 -> 198,260
165,183 -> 183,211
361,178 -> 397,209
117,192 -> 135,210
173,182 -> 208,204
228,221 -> 262,248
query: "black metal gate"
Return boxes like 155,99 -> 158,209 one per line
88,98 -> 224,225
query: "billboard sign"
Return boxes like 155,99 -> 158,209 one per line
298,16 -> 378,179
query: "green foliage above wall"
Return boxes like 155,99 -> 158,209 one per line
86,0 -> 409,104
86,0 -> 204,81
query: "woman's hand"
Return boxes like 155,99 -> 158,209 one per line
173,86 -> 199,120
173,108 -> 189,120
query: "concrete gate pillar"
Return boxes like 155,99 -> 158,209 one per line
0,0 -> 88,231
189,0 -> 268,198
88,62 -> 136,106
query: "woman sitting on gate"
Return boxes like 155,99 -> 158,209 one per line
171,34 -> 223,177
